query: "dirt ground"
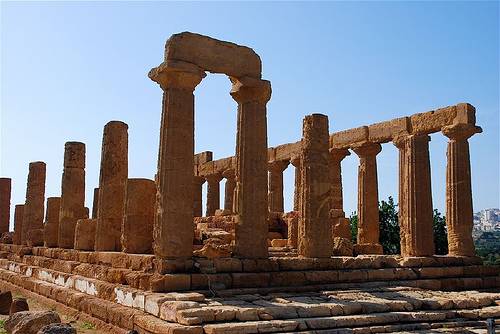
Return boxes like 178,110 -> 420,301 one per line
0,291 -> 107,334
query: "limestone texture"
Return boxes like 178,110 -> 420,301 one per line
43,197 -> 61,248
22,162 -> 46,246
95,121 -> 128,251
122,178 -> 156,254
12,205 -> 24,245
0,178 -> 11,234
74,218 -> 96,251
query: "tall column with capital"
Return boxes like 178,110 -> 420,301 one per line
193,176 -> 205,217
393,136 -> 408,256
352,142 -> 383,254
442,124 -> 481,256
59,142 -> 86,249
403,134 -> 435,256
222,169 -> 236,213
329,148 -> 351,240
0,178 -> 11,234
95,122 -> 128,251
22,162 -> 46,245
290,155 -> 302,212
268,160 -> 290,213
149,63 -> 205,259
298,114 -> 332,258
206,173 -> 223,216
231,77 -> 271,258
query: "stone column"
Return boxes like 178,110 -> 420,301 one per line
402,134 -> 435,256
290,155 -> 302,212
13,205 -> 24,245
0,178 -> 11,234
95,121 -> 128,251
193,176 -> 205,217
74,219 -> 97,251
231,77 -> 271,258
122,178 -> 156,254
329,148 -> 352,241
393,136 -> 408,256
268,160 -> 290,213
352,142 -> 383,255
22,162 -> 46,245
59,142 -> 86,249
442,124 -> 481,256
205,173 -> 223,216
222,169 -> 236,213
149,64 -> 205,259
91,187 -> 99,219
298,114 -> 332,258
43,197 -> 61,248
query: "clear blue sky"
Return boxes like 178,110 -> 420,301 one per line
1,1 -> 498,229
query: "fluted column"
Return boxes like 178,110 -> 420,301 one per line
222,169 -> 236,213
22,162 -> 46,245
95,122 -> 128,251
13,205 -> 24,245
0,178 -> 11,234
149,63 -> 205,259
352,142 -> 383,254
193,176 -> 205,217
442,124 -> 482,256
205,173 -> 223,216
44,197 -> 61,247
231,77 -> 271,258
290,155 -> 302,212
91,187 -> 99,219
403,134 -> 435,256
268,160 -> 290,213
393,136 -> 408,256
298,114 -> 332,258
59,142 -> 86,249
329,148 -> 351,240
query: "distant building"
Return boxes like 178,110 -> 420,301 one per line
474,208 -> 500,232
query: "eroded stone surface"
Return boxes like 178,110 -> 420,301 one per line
23,162 -> 46,246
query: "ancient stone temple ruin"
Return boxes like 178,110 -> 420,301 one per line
0,32 -> 498,333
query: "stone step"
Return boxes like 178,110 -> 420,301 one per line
0,266 -> 203,334
3,250 -> 499,293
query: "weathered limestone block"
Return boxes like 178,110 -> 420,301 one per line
150,65 -> 204,259
59,142 -> 86,249
27,228 -> 44,247
95,121 -> 128,251
268,160 -> 289,213
43,197 -> 61,248
443,123 -> 482,256
163,32 -> 262,79
10,298 -> 28,315
122,178 -> 156,254
352,142 -> 383,255
330,126 -> 369,149
13,205 -> 24,245
22,162 -> 46,246
329,148 -> 350,216
74,219 -> 96,251
298,114 -> 332,258
91,187 -> 99,219
205,173 -> 223,217
0,178 -> 11,234
332,237 -> 353,256
231,77 -> 271,259
332,217 -> 351,240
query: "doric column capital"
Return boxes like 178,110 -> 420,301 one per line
205,173 -> 223,184
392,134 -> 408,149
351,142 -> 382,158
222,168 -> 235,180
268,160 -> 290,173
442,124 -> 482,141
329,148 -> 350,162
290,154 -> 301,168
149,61 -> 206,91
193,175 -> 205,185
230,76 -> 271,104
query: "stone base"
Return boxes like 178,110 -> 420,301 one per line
353,243 -> 384,255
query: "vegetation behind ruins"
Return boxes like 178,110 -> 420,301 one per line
348,197 -> 500,264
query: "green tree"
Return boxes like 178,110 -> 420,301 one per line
349,213 -> 358,243
433,209 -> 448,255
379,197 -> 400,254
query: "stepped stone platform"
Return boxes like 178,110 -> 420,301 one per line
0,243 -> 498,333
